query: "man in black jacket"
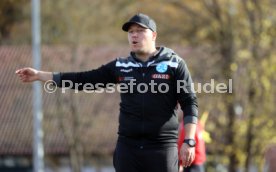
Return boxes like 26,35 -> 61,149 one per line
16,13 -> 198,172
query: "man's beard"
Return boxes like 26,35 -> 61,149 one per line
133,49 -> 147,56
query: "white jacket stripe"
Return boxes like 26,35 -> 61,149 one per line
116,61 -> 141,68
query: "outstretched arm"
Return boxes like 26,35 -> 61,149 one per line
16,60 -> 117,90
15,68 -> 53,83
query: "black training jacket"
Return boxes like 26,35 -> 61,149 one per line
53,47 -> 198,148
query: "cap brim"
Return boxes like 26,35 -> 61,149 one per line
122,22 -> 149,32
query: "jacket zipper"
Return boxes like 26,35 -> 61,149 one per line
140,69 -> 145,149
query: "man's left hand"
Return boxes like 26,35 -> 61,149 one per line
180,143 -> 195,168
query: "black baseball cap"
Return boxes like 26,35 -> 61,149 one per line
122,13 -> 157,32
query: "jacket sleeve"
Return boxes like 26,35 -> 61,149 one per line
53,60 -> 117,90
175,59 -> 198,124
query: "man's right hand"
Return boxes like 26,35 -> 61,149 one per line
16,68 -> 39,82
15,68 -> 53,83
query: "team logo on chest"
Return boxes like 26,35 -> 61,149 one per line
156,63 -> 168,73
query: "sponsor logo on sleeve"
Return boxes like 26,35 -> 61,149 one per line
118,76 -> 135,81
120,68 -> 133,73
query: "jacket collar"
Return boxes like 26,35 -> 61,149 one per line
128,46 -> 176,67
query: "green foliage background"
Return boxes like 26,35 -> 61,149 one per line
1,0 -> 275,171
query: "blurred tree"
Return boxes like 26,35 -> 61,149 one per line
40,1 -> 136,171
239,1 -> 276,171
41,0 -> 134,45
165,0 -> 276,171
0,0 -> 28,43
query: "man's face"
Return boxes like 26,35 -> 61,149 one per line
127,24 -> 156,54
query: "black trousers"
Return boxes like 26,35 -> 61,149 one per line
113,141 -> 179,172
183,164 -> 205,172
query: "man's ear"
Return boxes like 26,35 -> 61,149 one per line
152,32 -> 157,41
